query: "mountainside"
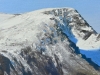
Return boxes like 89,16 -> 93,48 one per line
0,8 -> 100,75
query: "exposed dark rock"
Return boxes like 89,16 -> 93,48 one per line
0,8 -> 100,75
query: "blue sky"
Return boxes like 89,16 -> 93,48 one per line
0,0 -> 100,32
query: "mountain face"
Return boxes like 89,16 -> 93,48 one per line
0,8 -> 100,75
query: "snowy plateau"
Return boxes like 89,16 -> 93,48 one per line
0,8 -> 100,75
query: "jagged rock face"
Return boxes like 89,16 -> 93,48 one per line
0,8 -> 100,75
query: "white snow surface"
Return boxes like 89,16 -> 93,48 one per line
0,9 -> 54,53
0,8 -> 100,66
1,8 -> 99,51
0,8 -> 100,52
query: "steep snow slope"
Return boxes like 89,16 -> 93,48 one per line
0,8 -> 100,75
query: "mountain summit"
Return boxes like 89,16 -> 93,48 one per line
0,8 -> 100,75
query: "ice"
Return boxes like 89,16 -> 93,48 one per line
80,49 -> 100,66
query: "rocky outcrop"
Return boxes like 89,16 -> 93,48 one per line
0,8 -> 100,75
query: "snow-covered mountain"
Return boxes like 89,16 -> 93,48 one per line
0,8 -> 100,75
